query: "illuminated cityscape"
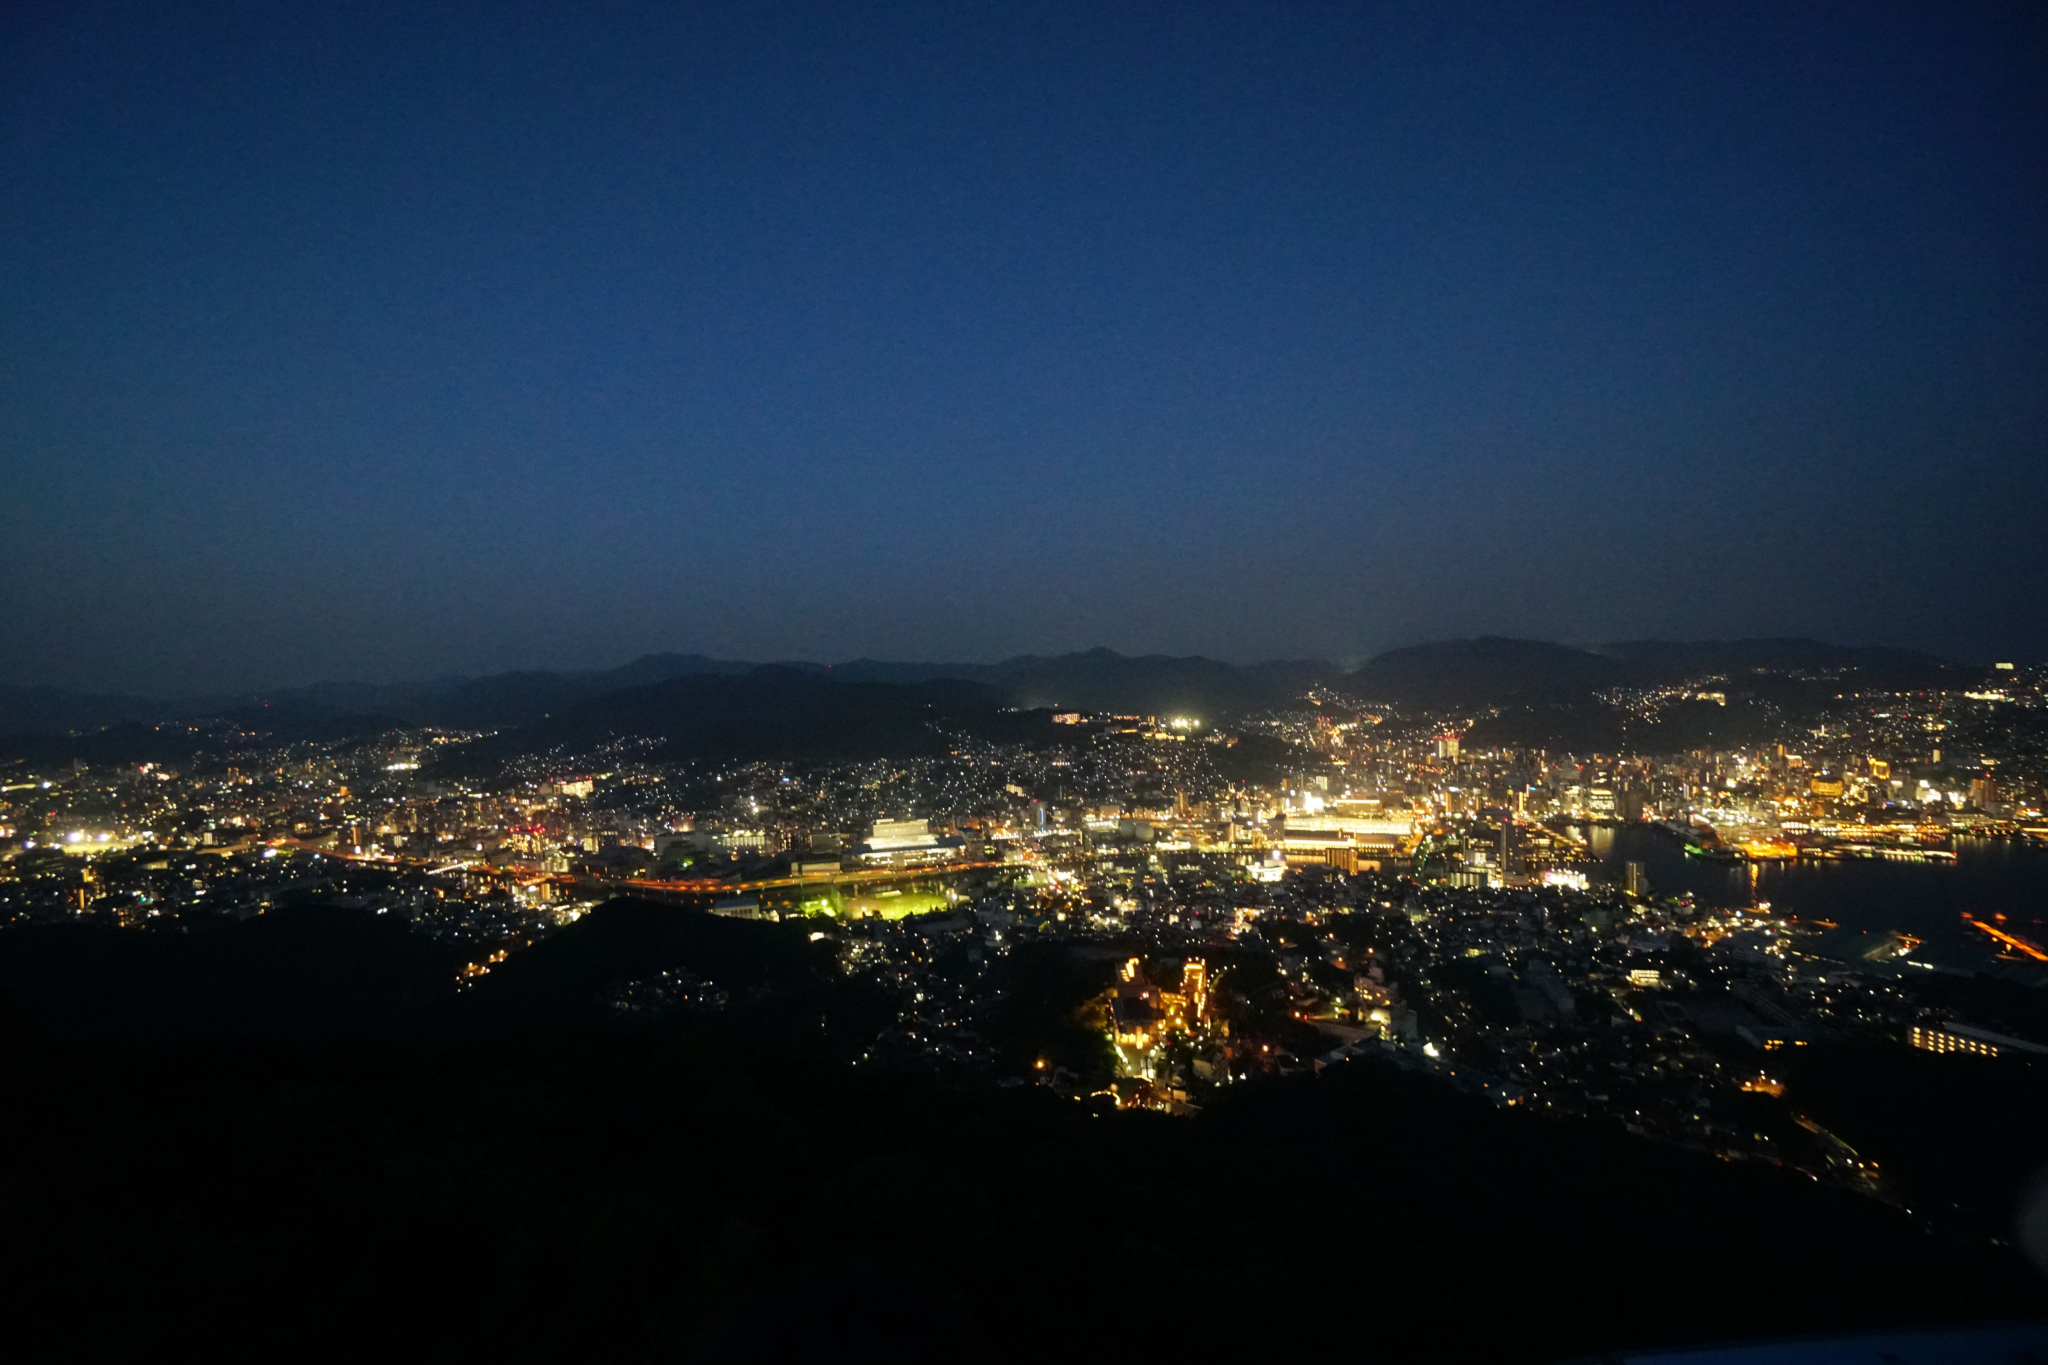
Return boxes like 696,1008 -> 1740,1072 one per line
6,649 -> 2044,1170
4,2 -> 2046,1360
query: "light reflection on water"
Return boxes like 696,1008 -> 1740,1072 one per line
1573,824 -> 2048,948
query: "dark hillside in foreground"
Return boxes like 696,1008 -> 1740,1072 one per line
0,904 -> 2039,1361
1782,1040 -> 2048,1245
0,1025 -> 2034,1363
445,899 -> 850,1036
0,906 -> 454,1046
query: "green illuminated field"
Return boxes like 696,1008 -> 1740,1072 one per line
845,889 -> 952,920
779,885 -> 961,920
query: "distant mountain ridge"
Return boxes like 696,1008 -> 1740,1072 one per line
1345,637 -> 1627,709
830,647 -> 1329,719
1342,635 -> 1956,709
0,637 -> 1966,749
1593,637 -> 1955,678
441,669 -> 1060,771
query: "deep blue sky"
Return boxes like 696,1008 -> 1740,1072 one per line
3,2 -> 2043,692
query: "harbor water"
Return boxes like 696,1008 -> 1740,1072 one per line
1579,823 -> 2048,953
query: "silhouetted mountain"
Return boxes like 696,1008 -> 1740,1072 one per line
342,654 -> 769,729
246,677 -> 450,717
815,657 -> 993,687
832,647 -> 1327,718
0,683 -> 204,739
270,654 -> 765,731
423,669 -> 612,729
0,638 -> 1974,759
1597,637 -> 1955,687
1347,636 -> 1630,709
4,647 -> 1328,748
1345,635 -> 1960,713
441,667 -> 1063,771
987,648 -> 1325,716
0,654 -> 771,746
0,707 -> 415,767
220,707 -> 414,744
586,651 -> 763,689
0,720 -> 221,767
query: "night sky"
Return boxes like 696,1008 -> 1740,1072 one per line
3,2 -> 2043,693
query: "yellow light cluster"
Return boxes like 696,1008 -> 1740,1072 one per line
1909,1025 -> 1997,1058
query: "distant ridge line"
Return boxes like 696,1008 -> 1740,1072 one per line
0,637 -> 1976,746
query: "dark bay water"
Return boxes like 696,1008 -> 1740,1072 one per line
1581,824 -> 2048,951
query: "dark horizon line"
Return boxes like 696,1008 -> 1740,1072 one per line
3,632 -> 2014,707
